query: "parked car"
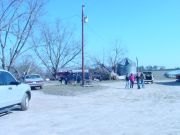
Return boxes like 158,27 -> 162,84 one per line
24,74 -> 44,89
92,74 -> 102,81
57,70 -> 91,85
0,70 -> 31,113
143,71 -> 154,84
176,74 -> 180,82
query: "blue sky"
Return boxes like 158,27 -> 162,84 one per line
45,0 -> 180,68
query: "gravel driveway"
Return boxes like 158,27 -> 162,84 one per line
1,80 -> 180,135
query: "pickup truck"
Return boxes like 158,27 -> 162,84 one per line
143,71 -> 154,84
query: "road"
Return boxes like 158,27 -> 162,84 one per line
0,81 -> 180,135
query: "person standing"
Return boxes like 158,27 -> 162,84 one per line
125,73 -> 130,89
130,73 -> 135,88
136,73 -> 141,89
140,72 -> 145,88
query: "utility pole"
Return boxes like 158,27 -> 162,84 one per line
81,1 -> 88,86
136,57 -> 139,73
82,4 -> 85,86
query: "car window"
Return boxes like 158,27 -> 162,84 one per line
25,75 -> 40,79
1,71 -> 17,85
0,71 -> 5,85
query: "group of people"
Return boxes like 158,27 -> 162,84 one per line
125,72 -> 145,89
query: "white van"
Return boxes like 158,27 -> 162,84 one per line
0,70 -> 31,113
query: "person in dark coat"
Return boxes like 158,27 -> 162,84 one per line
136,73 -> 141,89
125,73 -> 130,89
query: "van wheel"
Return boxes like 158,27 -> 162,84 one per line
21,93 -> 29,111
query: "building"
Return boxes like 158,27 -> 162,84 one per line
117,58 -> 136,76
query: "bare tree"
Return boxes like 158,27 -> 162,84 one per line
14,55 -> 44,77
0,0 -> 44,71
109,40 -> 126,73
33,21 -> 81,79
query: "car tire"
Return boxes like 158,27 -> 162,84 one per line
21,93 -> 30,111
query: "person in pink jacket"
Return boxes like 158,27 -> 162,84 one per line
129,73 -> 135,88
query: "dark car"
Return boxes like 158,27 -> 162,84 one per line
143,71 -> 154,84
57,70 -> 91,85
176,74 -> 180,82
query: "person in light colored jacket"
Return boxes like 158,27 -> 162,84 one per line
125,73 -> 130,89
140,72 -> 145,88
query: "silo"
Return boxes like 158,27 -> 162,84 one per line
117,58 -> 136,76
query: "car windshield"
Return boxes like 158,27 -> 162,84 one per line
143,72 -> 152,75
25,75 -> 40,79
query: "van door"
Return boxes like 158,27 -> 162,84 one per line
2,71 -> 22,105
0,71 -> 11,108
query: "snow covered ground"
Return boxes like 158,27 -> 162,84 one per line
0,80 -> 180,135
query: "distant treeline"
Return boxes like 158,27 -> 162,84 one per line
138,66 -> 180,72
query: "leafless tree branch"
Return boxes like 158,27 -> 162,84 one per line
109,40 -> 126,73
0,0 -> 44,70
33,21 -> 81,78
